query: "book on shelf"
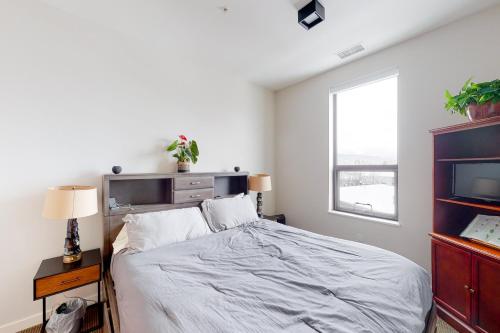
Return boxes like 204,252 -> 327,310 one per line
460,214 -> 500,250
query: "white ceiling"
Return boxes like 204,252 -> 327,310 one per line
41,0 -> 500,90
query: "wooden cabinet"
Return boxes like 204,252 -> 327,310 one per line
472,256 -> 500,333
432,239 -> 500,333
430,117 -> 500,333
432,240 -> 471,322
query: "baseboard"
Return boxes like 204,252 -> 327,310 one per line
0,293 -> 98,333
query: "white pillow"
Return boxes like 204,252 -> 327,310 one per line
122,207 -> 211,252
112,224 -> 129,254
202,195 -> 259,232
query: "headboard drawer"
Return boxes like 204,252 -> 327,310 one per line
173,188 -> 214,203
174,176 -> 214,190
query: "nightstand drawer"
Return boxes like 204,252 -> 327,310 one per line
173,188 -> 214,204
174,176 -> 214,190
35,265 -> 100,299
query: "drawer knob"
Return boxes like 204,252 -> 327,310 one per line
464,285 -> 469,289
469,288 -> 475,294
190,194 -> 201,198
190,181 -> 201,185
60,277 -> 80,285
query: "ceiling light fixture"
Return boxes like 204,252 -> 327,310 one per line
298,0 -> 325,30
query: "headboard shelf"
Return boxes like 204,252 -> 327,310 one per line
104,172 -> 248,180
102,171 -> 249,268
107,203 -> 200,216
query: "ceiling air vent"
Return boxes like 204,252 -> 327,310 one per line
337,44 -> 365,59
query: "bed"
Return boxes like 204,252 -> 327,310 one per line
107,220 -> 433,333
101,172 -> 436,333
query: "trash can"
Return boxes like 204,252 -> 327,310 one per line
46,298 -> 87,333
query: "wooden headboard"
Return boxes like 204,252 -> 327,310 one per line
102,172 -> 248,269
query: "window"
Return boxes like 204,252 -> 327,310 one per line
330,72 -> 398,221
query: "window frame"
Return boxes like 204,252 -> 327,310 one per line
330,71 -> 399,222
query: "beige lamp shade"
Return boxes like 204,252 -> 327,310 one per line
42,185 -> 98,220
248,174 -> 272,192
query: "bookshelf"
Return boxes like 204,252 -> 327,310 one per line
430,117 -> 500,333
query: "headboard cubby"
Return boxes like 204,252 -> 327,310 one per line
109,178 -> 172,206
214,175 -> 248,198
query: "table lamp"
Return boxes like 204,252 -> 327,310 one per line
248,174 -> 272,218
42,186 -> 98,263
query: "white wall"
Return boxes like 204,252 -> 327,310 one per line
0,1 -> 274,331
275,6 -> 500,272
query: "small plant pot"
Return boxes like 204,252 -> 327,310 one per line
177,161 -> 190,173
467,102 -> 500,122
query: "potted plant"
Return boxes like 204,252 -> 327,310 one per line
166,135 -> 199,173
445,79 -> 500,122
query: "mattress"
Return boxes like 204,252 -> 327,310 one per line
111,220 -> 432,333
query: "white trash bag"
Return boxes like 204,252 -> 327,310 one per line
46,298 -> 87,333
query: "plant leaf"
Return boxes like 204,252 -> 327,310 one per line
190,140 -> 199,156
478,94 -> 494,104
461,77 -> 472,92
166,140 -> 178,151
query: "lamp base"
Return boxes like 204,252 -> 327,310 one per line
63,218 -> 82,264
256,192 -> 263,218
63,252 -> 82,263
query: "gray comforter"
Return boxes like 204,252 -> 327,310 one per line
111,221 -> 432,333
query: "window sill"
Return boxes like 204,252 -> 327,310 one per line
327,210 -> 400,227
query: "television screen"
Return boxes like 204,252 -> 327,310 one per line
453,163 -> 500,202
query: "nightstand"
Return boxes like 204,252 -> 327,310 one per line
263,214 -> 286,225
33,248 -> 102,332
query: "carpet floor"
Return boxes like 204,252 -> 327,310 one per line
18,305 -> 456,333
436,318 -> 459,333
